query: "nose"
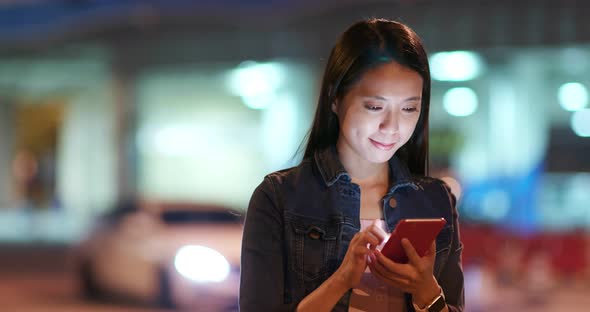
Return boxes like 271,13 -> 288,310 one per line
379,111 -> 399,135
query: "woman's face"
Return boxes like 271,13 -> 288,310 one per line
332,61 -> 423,166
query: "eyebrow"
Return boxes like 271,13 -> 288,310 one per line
363,95 -> 422,102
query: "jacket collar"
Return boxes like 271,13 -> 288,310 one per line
313,145 -> 413,187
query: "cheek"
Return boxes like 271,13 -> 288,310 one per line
401,117 -> 420,137
340,110 -> 372,136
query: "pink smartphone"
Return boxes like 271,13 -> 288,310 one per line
380,218 -> 446,263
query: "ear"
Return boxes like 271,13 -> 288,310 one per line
331,100 -> 338,115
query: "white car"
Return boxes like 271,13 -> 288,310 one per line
74,200 -> 243,310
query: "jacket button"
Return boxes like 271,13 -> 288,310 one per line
309,230 -> 321,240
389,198 -> 397,208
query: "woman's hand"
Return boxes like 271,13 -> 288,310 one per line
368,238 -> 441,307
334,222 -> 387,290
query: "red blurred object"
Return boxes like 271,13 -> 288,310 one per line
461,223 -> 589,278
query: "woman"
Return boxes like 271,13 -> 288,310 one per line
240,18 -> 464,312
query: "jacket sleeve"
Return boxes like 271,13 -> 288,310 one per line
240,176 -> 297,311
437,181 -> 465,312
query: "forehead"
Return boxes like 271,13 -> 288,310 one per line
352,61 -> 423,97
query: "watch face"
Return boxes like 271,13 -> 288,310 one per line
427,295 -> 446,312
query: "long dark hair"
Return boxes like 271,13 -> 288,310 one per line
302,18 -> 431,176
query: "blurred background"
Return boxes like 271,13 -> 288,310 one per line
1,0 -> 590,311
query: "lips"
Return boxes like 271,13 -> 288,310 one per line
370,138 -> 396,151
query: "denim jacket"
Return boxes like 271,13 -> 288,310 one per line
240,146 -> 465,311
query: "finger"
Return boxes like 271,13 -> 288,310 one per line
352,244 -> 372,258
373,250 -> 410,278
369,253 -> 390,278
350,232 -> 361,244
357,231 -> 381,249
369,260 -> 410,289
375,249 -> 407,270
368,261 -> 387,280
350,231 -> 376,251
426,240 -> 437,259
373,249 -> 420,282
366,220 -> 388,243
374,272 -> 410,291
401,238 -> 421,265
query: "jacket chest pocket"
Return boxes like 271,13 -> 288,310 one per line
286,215 -> 341,281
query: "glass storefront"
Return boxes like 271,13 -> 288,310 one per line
0,43 -> 589,242
135,60 -> 316,209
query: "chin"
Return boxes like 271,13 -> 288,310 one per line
365,149 -> 397,164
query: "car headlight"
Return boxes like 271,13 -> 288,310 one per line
174,245 -> 231,283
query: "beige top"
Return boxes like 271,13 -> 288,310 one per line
349,219 -> 407,312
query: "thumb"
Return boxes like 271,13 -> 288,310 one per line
426,240 -> 437,259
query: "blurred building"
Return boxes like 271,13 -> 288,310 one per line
0,0 -> 589,243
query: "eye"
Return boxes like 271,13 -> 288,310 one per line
364,103 -> 383,111
402,106 -> 419,113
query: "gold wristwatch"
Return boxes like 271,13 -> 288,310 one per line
412,287 -> 446,312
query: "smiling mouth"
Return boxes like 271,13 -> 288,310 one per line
369,139 -> 396,150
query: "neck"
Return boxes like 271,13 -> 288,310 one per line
337,146 -> 389,186
351,165 -> 389,187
